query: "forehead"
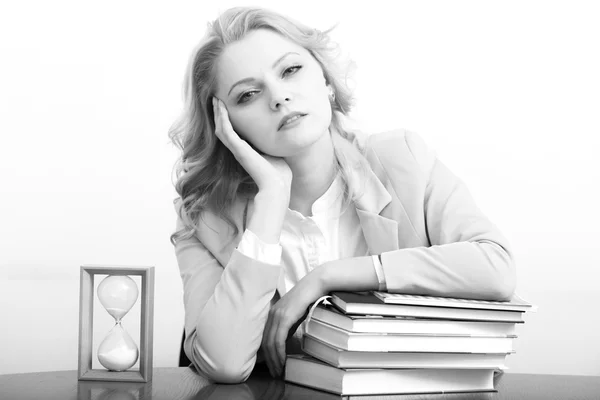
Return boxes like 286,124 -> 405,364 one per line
216,29 -> 308,90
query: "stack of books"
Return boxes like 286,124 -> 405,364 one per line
284,291 -> 536,398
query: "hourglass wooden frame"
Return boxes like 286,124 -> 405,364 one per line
78,265 -> 155,382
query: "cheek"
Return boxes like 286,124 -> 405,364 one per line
229,109 -> 258,138
310,84 -> 333,120
228,108 -> 270,148
305,79 -> 331,114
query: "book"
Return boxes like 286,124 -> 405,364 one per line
283,382 -> 342,399
311,304 -> 518,336
306,319 -> 515,353
284,354 -> 496,396
330,292 -> 525,322
373,291 -> 536,312
303,334 -> 510,369
284,380 -> 499,400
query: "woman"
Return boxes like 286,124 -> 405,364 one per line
169,6 -> 516,383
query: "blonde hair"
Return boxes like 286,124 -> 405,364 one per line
169,6 -> 370,245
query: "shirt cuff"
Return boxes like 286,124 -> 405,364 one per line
237,229 -> 282,266
372,254 -> 387,292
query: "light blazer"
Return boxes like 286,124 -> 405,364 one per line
173,129 -> 516,383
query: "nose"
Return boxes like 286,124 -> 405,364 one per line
269,86 -> 292,111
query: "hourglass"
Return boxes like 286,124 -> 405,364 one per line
97,275 -> 139,372
78,265 -> 155,382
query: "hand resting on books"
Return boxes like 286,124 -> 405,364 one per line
262,254 -> 386,378
261,265 -> 327,378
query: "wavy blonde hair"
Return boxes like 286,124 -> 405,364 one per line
169,6 -> 371,245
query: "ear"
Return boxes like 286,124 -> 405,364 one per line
326,85 -> 336,102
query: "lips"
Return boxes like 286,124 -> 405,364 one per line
279,112 -> 307,130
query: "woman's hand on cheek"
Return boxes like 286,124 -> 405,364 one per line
212,97 -> 292,193
261,270 -> 327,378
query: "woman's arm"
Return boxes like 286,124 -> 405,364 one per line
316,233 -> 515,301
378,131 -> 516,300
316,256 -> 380,293
315,131 -> 516,301
175,99 -> 295,383
175,189 -> 288,384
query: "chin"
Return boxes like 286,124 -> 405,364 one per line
277,127 -> 330,155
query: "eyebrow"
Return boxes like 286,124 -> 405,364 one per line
227,51 -> 300,96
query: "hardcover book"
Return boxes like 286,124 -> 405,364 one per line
302,334 -> 510,369
311,304 -> 518,335
373,291 -> 536,312
306,319 -> 516,353
285,354 -> 496,396
330,292 -> 527,322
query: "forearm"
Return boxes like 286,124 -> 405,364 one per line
318,256 -> 380,293
316,241 -> 514,302
182,251 -> 281,383
382,240 -> 516,301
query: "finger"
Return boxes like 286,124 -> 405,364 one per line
212,97 -> 223,140
217,100 -> 234,133
217,100 -> 243,150
262,310 -> 277,377
266,311 -> 283,376
261,345 -> 276,378
268,315 -> 286,376
216,100 -> 251,157
274,320 -> 289,376
262,349 -> 275,378
261,332 -> 274,377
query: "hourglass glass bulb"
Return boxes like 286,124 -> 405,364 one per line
98,323 -> 139,371
97,275 -> 139,321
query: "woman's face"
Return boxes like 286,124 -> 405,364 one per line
214,28 -> 332,157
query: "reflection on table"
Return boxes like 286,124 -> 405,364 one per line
1,366 -> 599,400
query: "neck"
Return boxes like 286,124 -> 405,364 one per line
285,131 -> 337,217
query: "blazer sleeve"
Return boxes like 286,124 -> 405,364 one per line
380,131 -> 517,301
174,208 -> 282,383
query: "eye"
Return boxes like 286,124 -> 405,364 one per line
282,65 -> 302,78
238,90 -> 259,104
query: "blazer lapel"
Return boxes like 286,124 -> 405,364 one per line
356,209 -> 399,254
353,167 -> 400,254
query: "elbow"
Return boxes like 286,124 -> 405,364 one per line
188,340 -> 254,384
199,364 -> 252,384
490,250 -> 517,301
491,268 -> 516,301
478,240 -> 517,301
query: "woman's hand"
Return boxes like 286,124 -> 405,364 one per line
261,269 -> 327,378
212,97 -> 292,193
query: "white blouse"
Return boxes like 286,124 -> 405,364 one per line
237,174 -> 386,295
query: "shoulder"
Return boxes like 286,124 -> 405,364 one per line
364,128 -> 437,179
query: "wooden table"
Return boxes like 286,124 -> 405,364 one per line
1,367 -> 599,400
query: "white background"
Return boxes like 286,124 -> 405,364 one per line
1,0 -> 599,376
